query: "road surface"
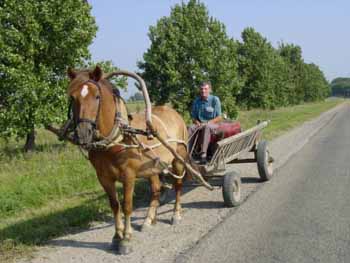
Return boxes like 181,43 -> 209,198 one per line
177,104 -> 350,263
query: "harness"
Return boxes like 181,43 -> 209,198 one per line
62,80 -> 187,168
61,79 -> 128,151
49,70 -> 214,191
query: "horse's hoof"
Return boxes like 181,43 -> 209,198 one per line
110,236 -> 121,250
171,216 -> 182,225
118,240 -> 133,255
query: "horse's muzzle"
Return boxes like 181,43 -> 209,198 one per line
75,122 -> 94,146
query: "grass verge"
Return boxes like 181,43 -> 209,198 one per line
0,99 -> 345,261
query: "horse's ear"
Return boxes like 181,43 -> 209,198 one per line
67,67 -> 77,80
90,65 -> 103,82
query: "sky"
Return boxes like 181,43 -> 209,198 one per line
88,0 -> 350,98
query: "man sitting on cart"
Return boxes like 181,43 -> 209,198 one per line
189,81 -> 222,164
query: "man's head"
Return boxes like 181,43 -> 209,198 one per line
199,81 -> 211,100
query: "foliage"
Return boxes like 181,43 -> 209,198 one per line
237,28 -> 278,109
278,43 -> 306,104
0,99 -> 343,262
302,63 -> 330,101
128,91 -> 144,101
84,60 -> 128,90
237,32 -> 330,110
330,77 -> 350,97
139,1 -> 329,115
138,0 -> 242,119
0,0 -> 97,144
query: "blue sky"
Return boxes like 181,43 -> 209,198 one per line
89,0 -> 349,97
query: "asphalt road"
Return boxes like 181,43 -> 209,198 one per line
177,105 -> 350,263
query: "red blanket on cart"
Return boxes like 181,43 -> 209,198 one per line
210,121 -> 242,143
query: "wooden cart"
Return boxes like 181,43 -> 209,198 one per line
194,120 -> 274,207
157,120 -> 274,207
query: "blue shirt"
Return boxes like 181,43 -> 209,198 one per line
191,95 -> 222,122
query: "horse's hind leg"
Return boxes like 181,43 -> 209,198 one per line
97,176 -> 124,245
142,174 -> 161,230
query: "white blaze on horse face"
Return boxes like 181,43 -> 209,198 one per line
81,85 -> 89,98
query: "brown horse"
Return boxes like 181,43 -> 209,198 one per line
67,66 -> 188,254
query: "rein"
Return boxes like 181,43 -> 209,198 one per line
49,69 -> 214,190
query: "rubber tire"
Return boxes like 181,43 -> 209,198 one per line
222,171 -> 241,207
256,140 -> 273,181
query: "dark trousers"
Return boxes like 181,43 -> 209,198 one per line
188,123 -> 219,157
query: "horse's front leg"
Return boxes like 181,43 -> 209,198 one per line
142,174 -> 161,231
96,176 -> 124,246
171,155 -> 186,225
172,177 -> 183,225
119,169 -> 136,255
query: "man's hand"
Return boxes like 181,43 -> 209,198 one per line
208,116 -> 222,124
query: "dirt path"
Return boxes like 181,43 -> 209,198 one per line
18,103 -> 347,263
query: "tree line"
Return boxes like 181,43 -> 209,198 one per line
0,0 -> 330,150
138,0 -> 330,119
330,78 -> 350,97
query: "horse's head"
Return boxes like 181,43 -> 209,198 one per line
67,66 -> 105,146
66,66 -> 131,149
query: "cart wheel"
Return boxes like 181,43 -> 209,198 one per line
256,140 -> 273,181
222,171 -> 241,207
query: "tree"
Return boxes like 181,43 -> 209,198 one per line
84,60 -> 128,91
237,27 -> 277,109
138,0 -> 242,119
278,43 -> 308,104
279,43 -> 330,103
0,0 -> 97,151
302,63 -> 330,101
129,91 -> 144,101
330,77 -> 350,97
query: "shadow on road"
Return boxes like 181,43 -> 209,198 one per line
47,239 -> 118,255
182,201 -> 225,209
241,177 -> 262,184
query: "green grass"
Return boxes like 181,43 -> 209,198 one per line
126,101 -> 145,113
0,99 -> 345,262
237,99 -> 345,140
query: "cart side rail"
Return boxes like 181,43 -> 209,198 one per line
205,121 -> 269,172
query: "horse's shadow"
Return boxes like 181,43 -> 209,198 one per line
1,175 -> 259,255
47,239 -> 117,255
47,239 -> 117,254
0,194 -> 112,249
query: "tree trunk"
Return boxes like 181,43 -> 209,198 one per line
24,129 -> 36,152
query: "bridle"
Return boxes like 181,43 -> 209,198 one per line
66,79 -> 126,150
72,79 -> 102,132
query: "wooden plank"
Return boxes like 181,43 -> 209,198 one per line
204,120 -> 269,172
217,121 -> 269,147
